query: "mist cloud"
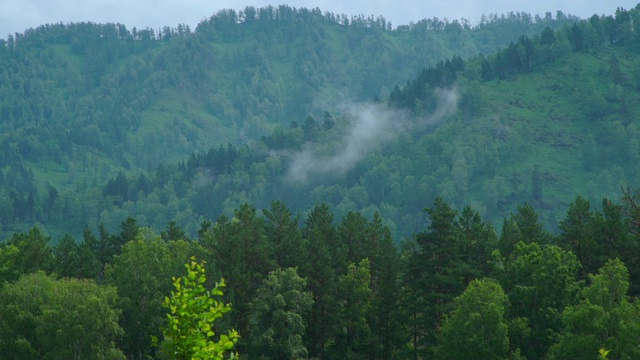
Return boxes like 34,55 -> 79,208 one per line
285,87 -> 460,183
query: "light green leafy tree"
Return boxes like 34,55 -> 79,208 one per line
106,231 -> 209,359
494,241 -> 581,359
157,257 -> 238,360
433,278 -> 510,360
548,258 -> 640,360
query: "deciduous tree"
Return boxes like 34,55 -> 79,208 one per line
157,257 -> 238,360
0,272 -> 124,359
248,267 -> 313,360
434,278 -> 510,360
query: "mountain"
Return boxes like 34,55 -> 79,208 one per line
82,5 -> 640,241
0,4 -> 621,240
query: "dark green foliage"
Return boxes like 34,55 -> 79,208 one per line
0,188 -> 639,359
559,196 -> 599,276
161,220 -> 188,242
366,212 -> 403,359
5,226 -> 54,276
105,235 -> 204,359
0,272 -> 124,359
262,201 -> 304,269
53,234 -> 79,278
402,198 -> 475,356
249,267 -> 314,360
619,188 -> 640,296
329,259 -> 373,359
203,204 -> 276,352
118,217 -> 139,246
458,205 -> 498,280
503,203 -> 551,246
299,204 -> 339,358
74,226 -> 102,279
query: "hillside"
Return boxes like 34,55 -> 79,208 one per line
0,6 -> 580,238
71,5 -> 640,241
3,5 -> 638,241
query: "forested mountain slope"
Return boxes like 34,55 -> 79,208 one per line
0,6 -> 576,237
8,4 -> 636,241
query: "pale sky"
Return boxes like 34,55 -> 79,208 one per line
1,1 -> 637,39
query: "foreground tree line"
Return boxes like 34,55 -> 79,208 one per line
2,188 -> 640,359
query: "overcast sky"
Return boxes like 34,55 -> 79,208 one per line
1,0 -> 637,39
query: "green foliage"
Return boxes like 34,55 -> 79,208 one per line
105,233 -> 207,359
0,244 -> 20,283
0,272 -> 124,359
5,190 -> 640,359
549,259 -> 640,360
158,257 -> 238,360
434,278 -> 510,360
5,4 -> 640,358
495,242 -> 581,359
0,4 -> 580,241
5,226 -> 54,276
401,198 -> 495,357
299,203 -> 339,358
262,201 -> 304,269
52,233 -> 79,277
249,267 -> 313,360
330,259 -> 373,359
599,348 -> 610,360
203,204 -> 276,347
559,196 -> 598,276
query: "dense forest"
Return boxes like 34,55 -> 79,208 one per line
3,2 -> 640,359
0,5 -> 578,240
3,192 -> 640,359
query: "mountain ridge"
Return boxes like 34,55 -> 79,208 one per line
0,4 -> 633,239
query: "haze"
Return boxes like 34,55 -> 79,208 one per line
285,88 -> 459,183
1,0 -> 637,39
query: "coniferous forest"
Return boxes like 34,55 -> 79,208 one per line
2,3 -> 640,359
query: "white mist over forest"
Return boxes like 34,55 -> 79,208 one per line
285,88 -> 460,183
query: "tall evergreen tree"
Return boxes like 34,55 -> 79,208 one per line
53,234 -> 79,278
403,198 -> 465,356
559,196 -> 598,276
458,205 -> 497,280
329,259 -> 373,360
75,226 -> 102,279
512,202 -> 550,244
206,204 -> 275,353
262,201 -> 304,269
366,212 -> 402,359
300,203 -> 338,359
